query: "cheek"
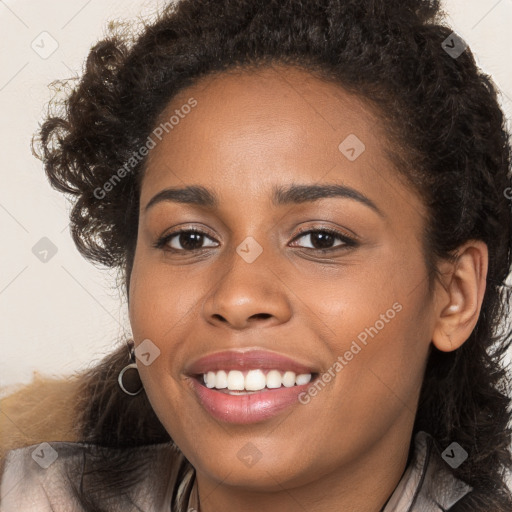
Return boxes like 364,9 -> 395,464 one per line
128,246 -> 200,340
127,248 -> 210,433
313,249 -> 433,425
326,286 -> 433,437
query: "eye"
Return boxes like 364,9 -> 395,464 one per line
153,228 -> 218,252
289,228 -> 357,252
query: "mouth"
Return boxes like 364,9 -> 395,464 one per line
185,349 -> 322,424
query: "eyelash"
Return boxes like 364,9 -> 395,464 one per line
153,226 -> 359,254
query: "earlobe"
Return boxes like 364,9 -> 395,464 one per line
431,241 -> 488,353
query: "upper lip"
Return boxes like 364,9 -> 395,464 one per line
185,349 -> 319,376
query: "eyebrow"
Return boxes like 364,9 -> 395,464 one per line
144,183 -> 383,217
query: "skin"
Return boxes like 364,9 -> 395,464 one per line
128,65 -> 488,512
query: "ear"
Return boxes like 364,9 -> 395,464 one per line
431,240 -> 488,353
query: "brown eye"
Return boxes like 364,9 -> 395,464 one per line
290,228 -> 357,252
154,229 -> 218,252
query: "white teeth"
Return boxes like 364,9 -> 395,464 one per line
296,373 -> 312,385
215,370 -> 228,389
205,371 -> 216,388
202,369 -> 313,391
282,371 -> 296,388
227,370 -> 245,390
245,369 -> 267,391
266,370 -> 282,389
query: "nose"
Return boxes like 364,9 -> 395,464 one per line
201,252 -> 292,330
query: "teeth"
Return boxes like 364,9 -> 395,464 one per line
245,369 -> 267,391
215,370 -> 228,389
205,371 -> 216,388
266,370 -> 282,389
227,370 -> 245,390
202,369 -> 312,391
282,371 -> 296,388
295,373 -> 312,385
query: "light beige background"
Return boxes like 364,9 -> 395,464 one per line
1,0 -> 511,393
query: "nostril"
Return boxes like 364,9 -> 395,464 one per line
250,313 -> 272,320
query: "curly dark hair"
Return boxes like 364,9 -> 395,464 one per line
32,0 -> 512,510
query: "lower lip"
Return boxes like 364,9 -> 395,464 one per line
189,377 -> 315,424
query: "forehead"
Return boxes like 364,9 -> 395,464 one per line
148,64 -> 380,160
139,64 -> 425,220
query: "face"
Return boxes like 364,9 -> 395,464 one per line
129,65 -> 436,492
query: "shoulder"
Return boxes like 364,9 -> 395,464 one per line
413,431 -> 473,510
384,431 -> 473,511
0,440 -> 187,512
0,373 -> 81,467
0,442 -> 82,511
417,433 -> 512,511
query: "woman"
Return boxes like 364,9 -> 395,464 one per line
1,0 -> 511,510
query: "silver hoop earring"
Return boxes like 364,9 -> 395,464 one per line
118,344 -> 143,396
